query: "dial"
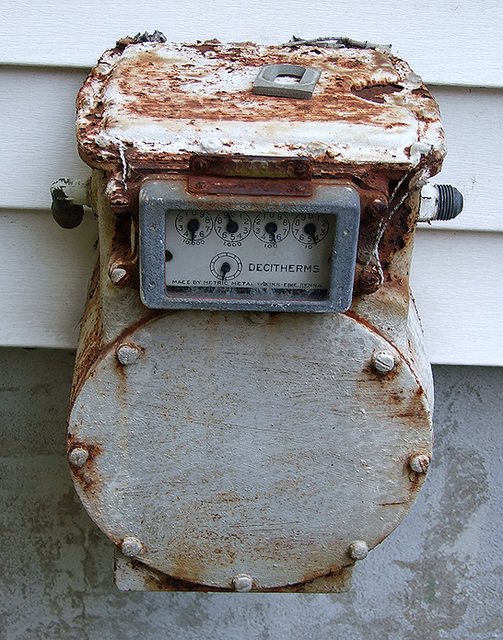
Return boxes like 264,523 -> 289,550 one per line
214,212 -> 252,243
253,212 -> 290,244
175,210 -> 213,243
209,252 -> 243,282
292,213 -> 329,245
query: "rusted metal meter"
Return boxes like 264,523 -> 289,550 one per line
54,36 -> 462,592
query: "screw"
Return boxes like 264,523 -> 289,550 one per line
349,540 -> 369,561
109,193 -> 129,208
296,185 -> 307,193
294,162 -> 308,176
371,350 -> 396,373
110,266 -> 128,286
409,454 -> 431,474
368,197 -> 388,217
68,447 -> 89,467
233,574 -> 253,592
121,536 -> 143,557
116,343 -> 141,365
359,267 -> 383,294
193,181 -> 207,190
194,158 -> 208,172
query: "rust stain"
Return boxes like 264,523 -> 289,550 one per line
187,175 -> 312,197
102,44 -> 420,124
70,305 -> 166,408
122,558 -> 352,592
109,211 -> 139,286
352,82 -> 403,104
187,40 -> 223,56
69,262 -> 103,411
67,438 -> 104,495
76,41 -> 444,177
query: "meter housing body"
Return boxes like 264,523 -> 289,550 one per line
64,39 -> 450,593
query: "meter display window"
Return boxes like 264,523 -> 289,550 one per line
140,180 -> 360,312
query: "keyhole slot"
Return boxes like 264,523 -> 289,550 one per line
253,64 -> 321,99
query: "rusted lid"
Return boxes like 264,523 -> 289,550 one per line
77,40 -> 445,174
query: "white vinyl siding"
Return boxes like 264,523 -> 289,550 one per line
1,0 -> 502,364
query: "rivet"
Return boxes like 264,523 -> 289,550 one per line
110,266 -> 128,285
121,536 -> 143,557
68,447 -> 89,467
296,185 -> 307,193
233,574 -> 253,592
249,311 -> 270,325
371,349 -> 396,373
116,343 -> 141,365
409,454 -> 431,474
349,540 -> 369,561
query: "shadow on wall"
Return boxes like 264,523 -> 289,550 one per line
0,348 -> 501,640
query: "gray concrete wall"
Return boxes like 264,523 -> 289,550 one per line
0,348 -> 501,639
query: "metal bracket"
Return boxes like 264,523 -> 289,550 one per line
252,64 -> 321,99
188,155 -> 313,196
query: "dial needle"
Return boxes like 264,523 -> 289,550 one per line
220,261 -> 231,282
304,222 -> 317,245
265,221 -> 277,243
187,218 -> 200,243
226,213 -> 239,235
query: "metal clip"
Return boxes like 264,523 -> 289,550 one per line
252,64 -> 321,99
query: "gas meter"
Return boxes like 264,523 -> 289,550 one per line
53,36 -> 462,593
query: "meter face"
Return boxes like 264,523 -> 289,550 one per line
164,210 -> 335,299
140,180 -> 360,312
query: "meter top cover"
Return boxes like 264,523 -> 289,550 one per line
76,39 -> 445,175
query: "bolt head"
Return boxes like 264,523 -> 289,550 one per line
121,536 -> 143,557
109,193 -> 129,207
349,540 -> 369,561
368,197 -> 388,216
194,158 -> 208,172
409,454 -> 431,474
371,350 -> 396,374
116,343 -> 141,365
110,266 -> 128,285
233,574 -> 253,592
359,268 -> 383,294
68,447 -> 89,467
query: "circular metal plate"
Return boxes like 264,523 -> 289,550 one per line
69,311 -> 431,589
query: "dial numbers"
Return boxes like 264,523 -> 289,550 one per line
209,252 -> 242,281
175,211 -> 213,243
292,214 -> 329,245
214,212 -> 252,243
253,212 -> 290,244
